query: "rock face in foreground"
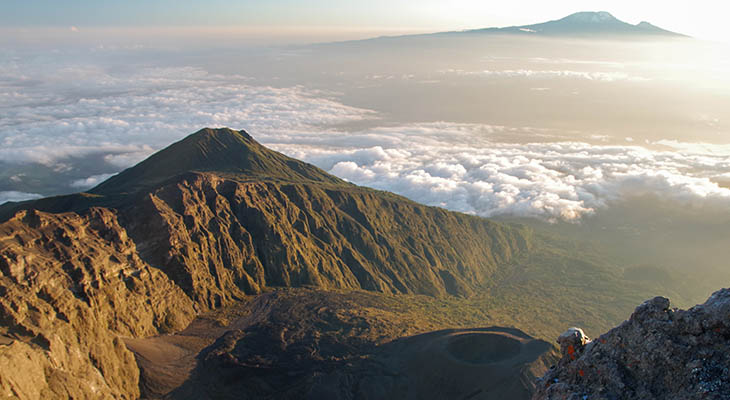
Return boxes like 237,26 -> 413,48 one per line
0,208 -> 196,399
534,289 -> 730,400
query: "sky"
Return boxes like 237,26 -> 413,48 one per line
2,0 -> 730,42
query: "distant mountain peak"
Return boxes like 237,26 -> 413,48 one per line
461,11 -> 687,38
90,128 -> 343,195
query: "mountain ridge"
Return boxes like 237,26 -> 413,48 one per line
0,128 -> 538,398
337,11 -> 688,45
534,290 -> 730,399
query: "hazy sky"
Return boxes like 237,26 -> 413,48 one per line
2,0 -> 729,42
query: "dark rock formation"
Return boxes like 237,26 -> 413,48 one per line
164,289 -> 558,400
556,327 -> 590,366
534,289 -> 730,400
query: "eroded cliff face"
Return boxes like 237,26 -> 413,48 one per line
0,208 -> 196,399
0,128 -> 534,399
533,289 -> 730,400
123,172 -> 530,309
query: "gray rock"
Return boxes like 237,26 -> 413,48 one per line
557,328 -> 590,366
534,289 -> 730,400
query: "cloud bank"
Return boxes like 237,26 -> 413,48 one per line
0,191 -> 43,205
2,54 -> 729,221
268,124 -> 730,221
0,60 -> 373,167
442,68 -> 649,82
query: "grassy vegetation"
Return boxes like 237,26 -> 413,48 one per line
199,228 -> 690,345
265,231 -> 698,343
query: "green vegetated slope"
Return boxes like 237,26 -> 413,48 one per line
499,200 -> 729,313
0,128 -> 691,399
116,171 -> 529,308
474,232 -> 694,340
90,128 -> 345,195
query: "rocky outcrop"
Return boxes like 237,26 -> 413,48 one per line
0,208 -> 196,399
533,289 -> 730,400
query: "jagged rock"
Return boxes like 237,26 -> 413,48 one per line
557,328 -> 590,366
0,208 -> 196,399
533,289 -> 730,400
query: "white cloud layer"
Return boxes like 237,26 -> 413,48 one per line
267,124 -> 730,221
442,68 -> 649,82
0,191 -> 43,205
0,61 -> 373,166
70,173 -> 116,189
2,55 -> 729,220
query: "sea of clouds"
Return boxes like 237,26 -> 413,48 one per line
2,54 -> 729,220
272,125 -> 730,220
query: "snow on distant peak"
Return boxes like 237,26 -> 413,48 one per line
563,11 -> 618,23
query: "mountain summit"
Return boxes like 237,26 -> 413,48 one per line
91,128 -> 342,195
465,11 -> 686,38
